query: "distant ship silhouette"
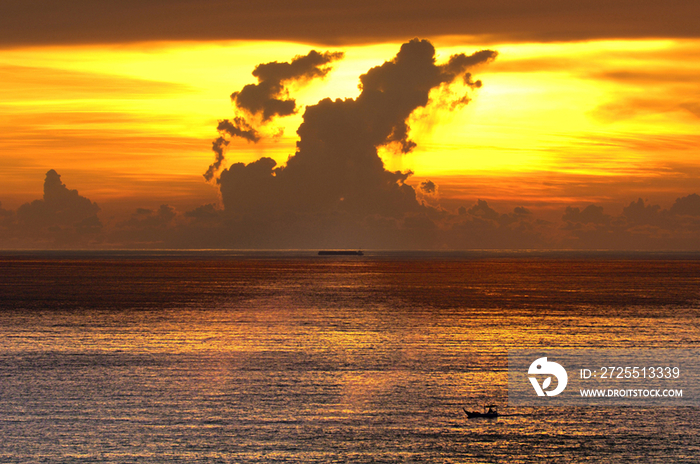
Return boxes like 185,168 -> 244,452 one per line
318,250 -> 364,256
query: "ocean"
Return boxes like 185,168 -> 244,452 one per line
1,251 -> 699,462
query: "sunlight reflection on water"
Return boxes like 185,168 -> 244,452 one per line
1,254 -> 699,462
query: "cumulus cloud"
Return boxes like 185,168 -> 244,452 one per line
558,194 -> 700,249
420,180 -> 437,194
669,193 -> 700,216
623,198 -> 662,225
17,169 -> 99,225
106,204 -> 188,248
203,50 -> 343,182
213,39 -> 497,248
184,203 -> 221,222
467,199 -> 500,220
4,170 -> 700,250
562,204 -> 610,224
1,170 -> 102,247
233,50 -> 344,121
448,200 -> 547,249
118,205 -> 177,230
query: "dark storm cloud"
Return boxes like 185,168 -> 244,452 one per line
216,39 -> 497,235
203,51 -> 342,182
232,50 -> 344,121
1,1 -> 699,47
198,39 -> 499,248
16,170 -> 100,228
0,170 -> 103,247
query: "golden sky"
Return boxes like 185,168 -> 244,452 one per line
2,38 -> 699,218
2,1 -> 700,249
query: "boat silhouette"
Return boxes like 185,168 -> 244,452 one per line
463,404 -> 498,419
318,250 -> 364,256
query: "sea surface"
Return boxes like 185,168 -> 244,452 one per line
0,251 -> 699,463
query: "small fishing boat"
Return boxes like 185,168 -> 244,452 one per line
463,404 -> 498,419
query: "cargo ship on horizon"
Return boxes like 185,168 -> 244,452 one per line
318,250 -> 364,256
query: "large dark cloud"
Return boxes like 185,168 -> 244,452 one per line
669,193 -> 700,216
16,170 -> 100,227
1,1 -> 699,47
1,170 -> 102,247
232,50 -> 344,121
204,50 -> 343,182
212,39 -> 497,247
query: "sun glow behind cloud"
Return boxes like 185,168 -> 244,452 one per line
1,38 -> 699,215
409,39 -> 700,174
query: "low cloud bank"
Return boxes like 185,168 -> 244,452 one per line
2,170 -> 700,250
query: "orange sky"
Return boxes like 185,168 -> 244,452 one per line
2,38 -> 699,220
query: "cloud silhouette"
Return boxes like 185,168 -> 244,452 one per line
623,198 -> 663,225
557,194 -> 700,249
17,170 -> 99,226
4,170 -> 700,250
203,136 -> 231,182
204,50 -> 343,182
108,204 -> 181,247
3,170 -> 103,247
214,39 -> 497,247
119,205 -> 177,229
233,50 -> 344,121
448,200 -> 547,249
420,180 -> 437,194
669,193 -> 700,216
467,199 -> 500,220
